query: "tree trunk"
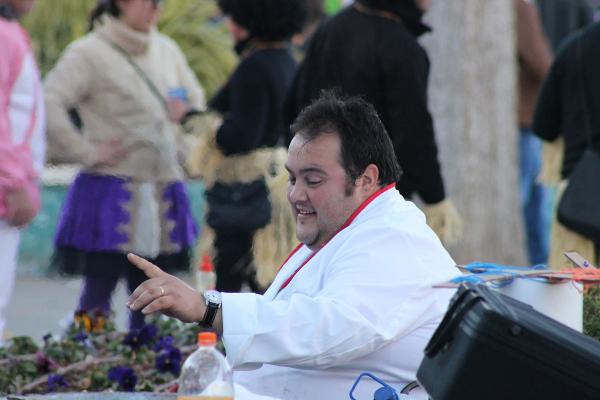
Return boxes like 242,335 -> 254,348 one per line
422,0 -> 526,265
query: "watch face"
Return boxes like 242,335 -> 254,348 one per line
204,290 -> 222,305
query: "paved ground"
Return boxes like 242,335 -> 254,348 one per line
4,272 -> 191,342
4,276 -> 129,342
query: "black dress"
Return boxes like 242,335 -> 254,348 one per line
208,42 -> 297,292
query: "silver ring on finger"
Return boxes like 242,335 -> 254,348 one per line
159,286 -> 165,297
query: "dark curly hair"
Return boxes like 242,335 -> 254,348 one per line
291,90 -> 402,187
218,0 -> 307,41
88,0 -> 121,31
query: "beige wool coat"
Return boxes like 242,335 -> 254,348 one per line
44,16 -> 206,182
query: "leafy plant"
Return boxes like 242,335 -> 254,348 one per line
22,0 -> 236,98
0,312 -> 203,396
584,287 -> 600,339
158,0 -> 237,97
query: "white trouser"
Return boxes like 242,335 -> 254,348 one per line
0,221 -> 20,345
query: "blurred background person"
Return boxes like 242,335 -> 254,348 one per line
534,0 -> 597,188
537,0 -> 597,52
291,0 -> 325,58
515,0 -> 553,266
532,20 -> 600,267
0,0 -> 44,346
44,0 -> 206,330
285,0 -> 462,247
188,0 -> 306,293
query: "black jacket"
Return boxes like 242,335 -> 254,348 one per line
210,46 -> 296,155
532,21 -> 600,179
537,0 -> 594,51
285,2 -> 445,204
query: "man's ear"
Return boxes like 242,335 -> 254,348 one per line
360,164 -> 380,192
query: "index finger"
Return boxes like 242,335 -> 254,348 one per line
127,253 -> 166,279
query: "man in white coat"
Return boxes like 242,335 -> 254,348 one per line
127,92 -> 458,399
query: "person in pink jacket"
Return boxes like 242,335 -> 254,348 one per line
0,0 -> 45,346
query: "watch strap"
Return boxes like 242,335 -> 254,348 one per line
200,293 -> 221,328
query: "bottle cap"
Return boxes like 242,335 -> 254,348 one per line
199,254 -> 214,272
168,87 -> 188,102
198,331 -> 217,346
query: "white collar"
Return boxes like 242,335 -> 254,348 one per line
95,15 -> 155,56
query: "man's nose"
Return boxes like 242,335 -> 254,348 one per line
288,182 -> 307,203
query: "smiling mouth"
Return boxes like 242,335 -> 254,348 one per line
296,208 -> 316,217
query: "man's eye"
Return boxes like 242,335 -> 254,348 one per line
306,179 -> 322,186
288,176 -> 296,184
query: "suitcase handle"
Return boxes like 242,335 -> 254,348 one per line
425,284 -> 482,357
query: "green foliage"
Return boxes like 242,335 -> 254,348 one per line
324,0 -> 344,15
8,336 -> 39,355
22,0 -> 236,98
44,337 -> 88,365
21,0 -> 92,77
88,368 -> 111,392
0,314 -> 200,395
13,360 -> 38,381
584,287 -> 600,340
159,0 -> 237,97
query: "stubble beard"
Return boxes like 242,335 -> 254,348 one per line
299,181 -> 357,250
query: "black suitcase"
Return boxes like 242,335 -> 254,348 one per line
417,283 -> 600,399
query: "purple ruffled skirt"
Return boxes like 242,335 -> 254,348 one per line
53,173 -> 197,275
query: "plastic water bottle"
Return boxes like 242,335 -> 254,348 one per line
178,331 -> 234,400
196,255 -> 216,293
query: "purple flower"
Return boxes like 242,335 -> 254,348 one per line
123,324 -> 158,349
155,347 -> 182,375
153,335 -> 174,352
140,324 -> 158,342
73,332 -> 88,342
108,366 -> 138,392
42,333 -> 52,344
47,374 -> 68,392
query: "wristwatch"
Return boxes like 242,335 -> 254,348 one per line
200,290 -> 222,328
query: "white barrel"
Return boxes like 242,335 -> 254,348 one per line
494,278 -> 583,332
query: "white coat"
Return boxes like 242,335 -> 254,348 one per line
221,187 -> 458,399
